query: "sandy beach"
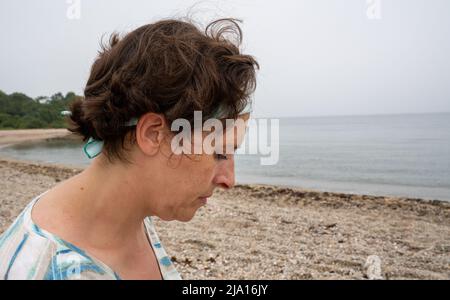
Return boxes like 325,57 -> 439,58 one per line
0,128 -> 72,149
0,129 -> 449,279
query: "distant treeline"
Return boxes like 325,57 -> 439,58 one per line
0,89 -> 80,129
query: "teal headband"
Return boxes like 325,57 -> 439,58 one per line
61,102 -> 252,159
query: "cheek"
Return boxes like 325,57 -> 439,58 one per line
182,155 -> 216,187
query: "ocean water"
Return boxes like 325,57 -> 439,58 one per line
235,113 -> 450,201
1,113 -> 449,201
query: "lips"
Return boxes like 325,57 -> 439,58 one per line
198,194 -> 212,204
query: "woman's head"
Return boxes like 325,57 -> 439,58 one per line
127,111 -> 250,221
66,17 -> 259,221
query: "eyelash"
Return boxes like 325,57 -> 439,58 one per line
214,153 -> 228,161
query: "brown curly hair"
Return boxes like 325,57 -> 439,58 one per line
67,17 -> 259,164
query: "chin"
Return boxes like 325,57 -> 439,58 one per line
176,212 -> 197,222
177,216 -> 195,222
157,202 -> 204,222
159,211 -> 197,222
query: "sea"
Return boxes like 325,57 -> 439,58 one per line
1,112 -> 449,201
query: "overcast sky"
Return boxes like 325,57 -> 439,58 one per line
1,0 -> 449,117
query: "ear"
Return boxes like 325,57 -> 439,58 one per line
238,112 -> 250,123
136,112 -> 168,156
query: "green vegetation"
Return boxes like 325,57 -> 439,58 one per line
0,89 -> 79,129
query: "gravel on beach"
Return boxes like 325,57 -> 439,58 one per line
1,156 -> 449,280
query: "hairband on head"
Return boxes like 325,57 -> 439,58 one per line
61,101 -> 252,159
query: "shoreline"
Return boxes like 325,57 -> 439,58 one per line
0,128 -> 73,149
1,154 -> 448,208
1,129 -> 449,203
1,129 -> 449,279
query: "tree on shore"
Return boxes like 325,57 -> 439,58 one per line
0,89 -> 79,129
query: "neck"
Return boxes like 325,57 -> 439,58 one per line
54,155 -> 155,251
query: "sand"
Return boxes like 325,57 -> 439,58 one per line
0,129 -> 449,279
0,128 -> 72,149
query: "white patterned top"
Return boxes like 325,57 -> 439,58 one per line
0,191 -> 182,280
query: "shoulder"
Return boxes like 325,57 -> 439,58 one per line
0,193 -> 117,280
0,219 -> 117,280
0,200 -> 53,279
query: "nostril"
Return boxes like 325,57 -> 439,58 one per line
214,174 -> 235,190
219,183 -> 230,189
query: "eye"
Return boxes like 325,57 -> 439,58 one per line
214,153 -> 228,161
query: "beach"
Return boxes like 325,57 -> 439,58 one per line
0,129 -> 449,279
0,128 -> 72,149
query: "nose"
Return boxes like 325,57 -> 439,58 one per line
213,158 -> 235,190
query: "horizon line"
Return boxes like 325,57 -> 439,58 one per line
255,111 -> 450,119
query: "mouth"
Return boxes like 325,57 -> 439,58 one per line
198,194 -> 212,204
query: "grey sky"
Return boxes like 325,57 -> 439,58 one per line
1,0 -> 449,117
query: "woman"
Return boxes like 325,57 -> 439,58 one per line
0,17 -> 258,280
